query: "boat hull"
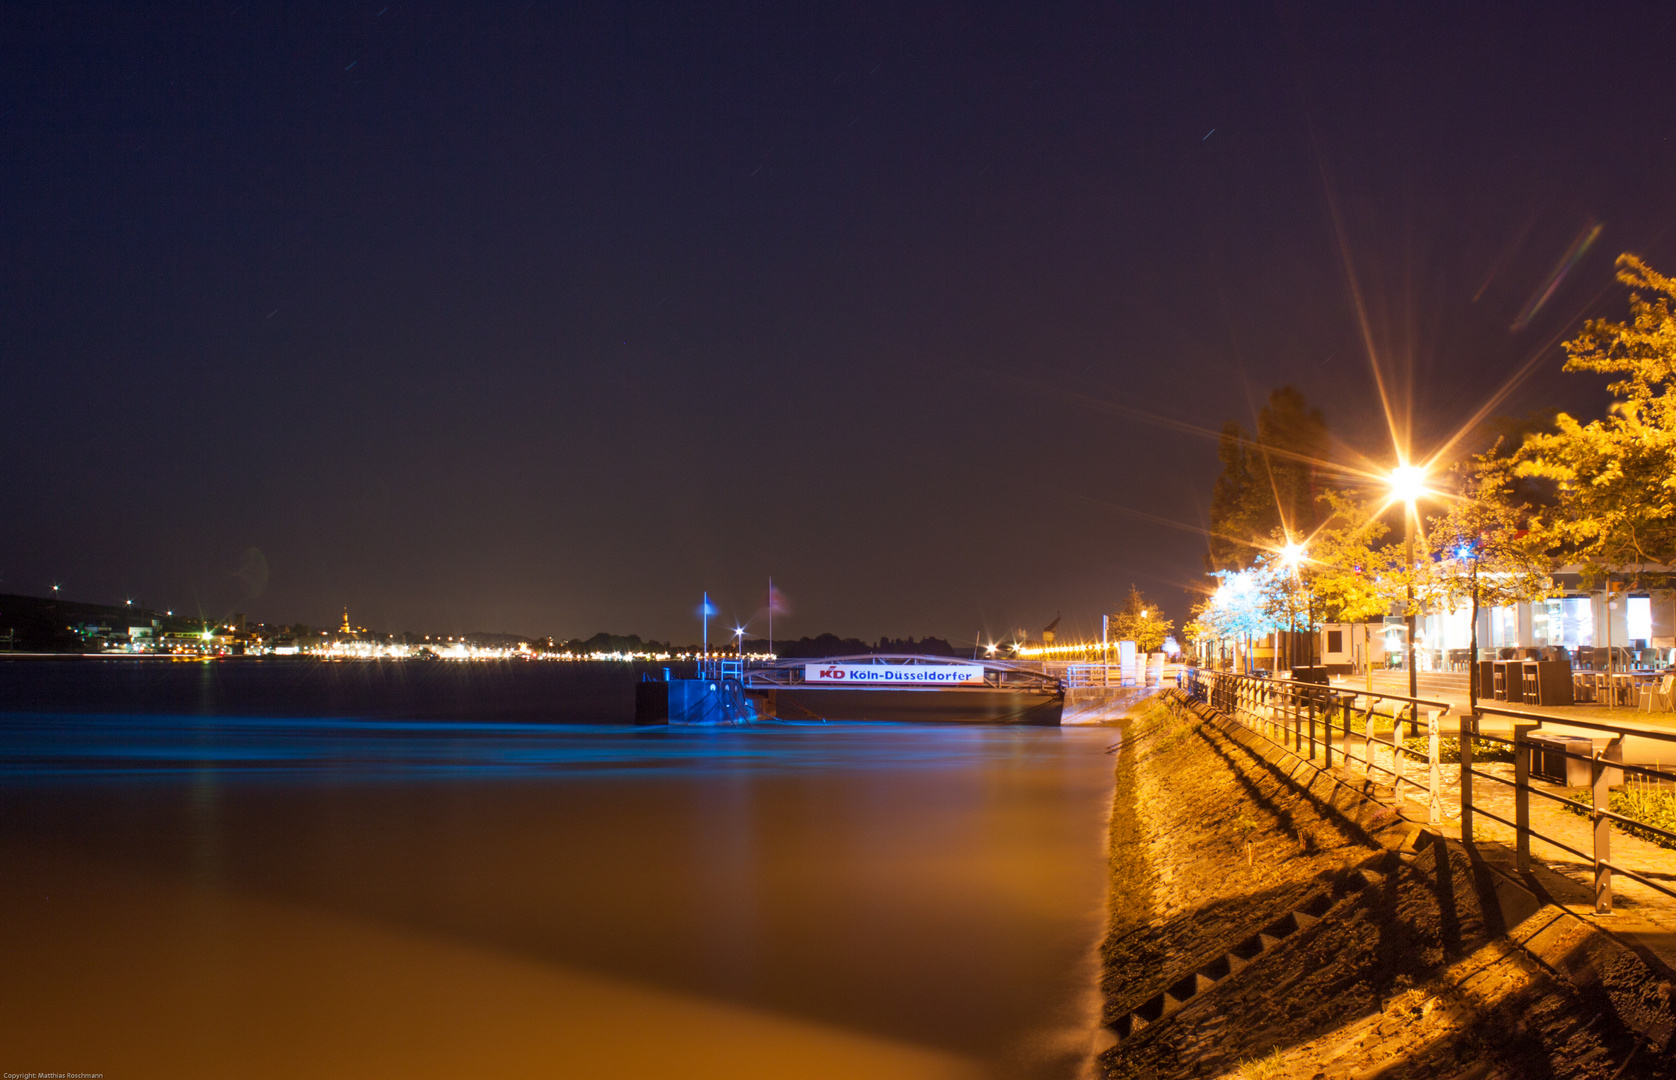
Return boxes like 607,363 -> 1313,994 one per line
761,687 -> 1063,726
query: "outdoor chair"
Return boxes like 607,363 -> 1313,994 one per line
1641,673 -> 1676,714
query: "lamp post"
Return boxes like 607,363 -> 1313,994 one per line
1390,465 -> 1427,699
1102,613 -> 1109,686
1458,542 -> 1480,714
1281,542 -> 1305,675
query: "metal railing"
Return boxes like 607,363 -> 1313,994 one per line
1185,668 -> 1676,915
1063,663 -> 1127,688
1467,704 -> 1676,913
1186,669 -> 1453,822
698,657 -> 745,681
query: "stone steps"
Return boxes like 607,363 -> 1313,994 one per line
1103,859 -> 1392,1045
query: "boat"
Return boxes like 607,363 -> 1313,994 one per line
740,654 -> 1064,725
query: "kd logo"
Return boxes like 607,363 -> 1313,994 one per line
819,669 -> 844,679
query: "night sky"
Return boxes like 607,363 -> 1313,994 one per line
4,3 -> 1674,644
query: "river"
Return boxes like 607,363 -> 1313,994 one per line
0,659 -> 1116,1079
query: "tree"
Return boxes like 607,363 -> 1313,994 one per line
1240,491 -> 1401,669
1185,567 -> 1280,673
1109,585 -> 1173,654
1206,420 -> 1261,571
1205,387 -> 1331,572
1424,448 -> 1556,705
1516,254 -> 1676,583
1290,493 -> 1404,666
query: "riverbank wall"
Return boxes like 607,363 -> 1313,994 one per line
1063,686 -> 1162,725
1098,690 -> 1674,1079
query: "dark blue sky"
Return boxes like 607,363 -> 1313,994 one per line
4,2 -> 1674,643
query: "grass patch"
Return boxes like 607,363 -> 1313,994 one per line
1401,736 -> 1516,764
1562,784 -> 1676,850
1233,1048 -> 1287,1079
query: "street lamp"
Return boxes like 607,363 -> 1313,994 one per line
1280,541 -> 1306,671
1389,465 -> 1426,504
1390,465 -> 1429,698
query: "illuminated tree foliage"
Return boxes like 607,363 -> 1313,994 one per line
1517,254 -> 1676,581
1186,567 -> 1279,644
1289,492 -> 1404,627
1425,450 -> 1555,614
1109,585 -> 1174,654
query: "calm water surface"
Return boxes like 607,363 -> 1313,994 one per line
1,661 -> 1116,1080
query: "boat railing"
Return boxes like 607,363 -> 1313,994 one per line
697,658 -> 745,682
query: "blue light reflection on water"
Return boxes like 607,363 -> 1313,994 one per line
0,711 -> 1064,781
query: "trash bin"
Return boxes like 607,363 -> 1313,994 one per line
1526,733 -> 1618,786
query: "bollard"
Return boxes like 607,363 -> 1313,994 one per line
1593,738 -> 1619,915
1460,711 -> 1475,843
1427,709 -> 1441,826
1513,722 -> 1535,872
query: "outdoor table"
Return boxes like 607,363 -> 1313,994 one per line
1596,671 -> 1651,706
1492,660 -> 1524,702
1522,660 -> 1573,705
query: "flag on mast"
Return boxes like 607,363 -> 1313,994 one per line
698,592 -> 718,654
766,579 -> 790,657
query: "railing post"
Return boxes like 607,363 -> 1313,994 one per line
1342,698 -> 1352,769
1513,722 -> 1535,872
1460,710 -> 1475,843
1390,707 -> 1405,797
1323,693 -> 1334,767
1593,738 -> 1617,914
1308,691 -> 1317,761
1427,709 -> 1441,826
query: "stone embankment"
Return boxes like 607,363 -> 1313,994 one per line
1099,690 -> 1675,1079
